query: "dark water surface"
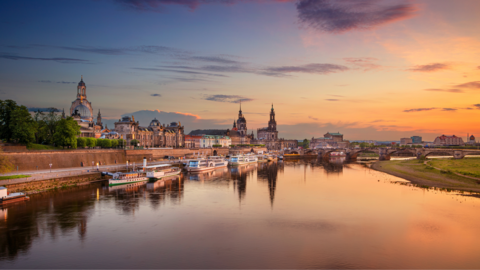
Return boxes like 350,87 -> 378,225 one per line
1,160 -> 480,268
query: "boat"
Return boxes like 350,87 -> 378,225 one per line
229,154 -> 258,166
278,155 -> 284,160
143,164 -> 182,179
0,187 -> 30,205
108,171 -> 149,186
283,153 -> 300,159
257,155 -> 268,163
266,154 -> 278,161
186,156 -> 228,172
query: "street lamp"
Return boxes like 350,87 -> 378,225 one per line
49,163 -> 52,173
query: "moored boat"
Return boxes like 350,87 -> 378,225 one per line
186,156 -> 228,172
229,154 -> 258,166
108,171 -> 149,186
143,164 -> 182,179
0,187 -> 30,205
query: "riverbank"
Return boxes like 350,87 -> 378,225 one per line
371,159 -> 480,193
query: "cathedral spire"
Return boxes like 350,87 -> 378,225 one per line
233,119 -> 236,128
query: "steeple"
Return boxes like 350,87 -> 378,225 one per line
96,109 -> 102,127
268,103 -> 276,131
62,108 -> 65,119
233,120 -> 236,128
239,100 -> 243,117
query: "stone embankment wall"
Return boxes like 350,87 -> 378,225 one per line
3,173 -> 104,193
4,147 -> 267,172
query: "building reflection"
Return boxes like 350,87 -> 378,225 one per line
230,164 -> 257,202
0,184 -> 99,260
257,162 -> 279,207
147,175 -> 184,210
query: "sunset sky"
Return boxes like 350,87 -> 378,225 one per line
1,0 -> 479,141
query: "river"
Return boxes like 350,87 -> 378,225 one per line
1,159 -> 480,268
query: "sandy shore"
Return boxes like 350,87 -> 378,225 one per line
371,160 -> 480,193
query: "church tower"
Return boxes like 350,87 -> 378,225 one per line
77,75 -> 87,100
96,109 -> 103,128
236,102 -> 247,136
70,76 -> 94,121
268,104 -> 277,131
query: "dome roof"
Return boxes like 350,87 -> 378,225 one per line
74,104 -> 92,119
170,122 -> 178,127
470,135 -> 475,140
237,117 -> 246,123
150,118 -> 161,126
121,116 -> 132,122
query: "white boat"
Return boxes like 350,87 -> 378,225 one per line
143,164 -> 182,179
229,154 -> 258,166
108,171 -> 149,186
187,156 -> 228,172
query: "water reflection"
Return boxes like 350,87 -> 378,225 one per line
2,161 -> 480,268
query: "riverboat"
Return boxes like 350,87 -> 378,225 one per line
283,153 -> 300,159
143,164 -> 182,179
229,154 -> 258,166
0,187 -> 29,205
108,171 -> 149,186
257,155 -> 268,163
186,156 -> 228,172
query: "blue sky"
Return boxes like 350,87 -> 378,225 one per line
1,0 -> 480,140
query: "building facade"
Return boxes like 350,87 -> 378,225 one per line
411,136 -> 422,144
114,116 -> 184,148
400,138 -> 413,145
67,76 -> 103,138
433,135 -> 465,146
200,135 -> 231,148
310,132 -> 348,149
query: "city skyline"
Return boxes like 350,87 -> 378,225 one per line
1,0 -> 480,140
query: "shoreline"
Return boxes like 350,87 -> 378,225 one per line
371,160 -> 480,193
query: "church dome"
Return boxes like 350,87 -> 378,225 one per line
470,135 -> 475,140
150,118 -> 161,126
74,104 -> 92,119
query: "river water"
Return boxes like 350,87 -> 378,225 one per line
1,159 -> 480,268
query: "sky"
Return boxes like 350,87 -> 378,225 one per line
1,0 -> 479,141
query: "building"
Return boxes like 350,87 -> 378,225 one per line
114,116 -> 184,148
200,135 -> 231,148
310,132 -> 348,149
252,104 -> 298,150
400,138 -> 413,145
467,134 -> 476,145
185,135 -> 202,148
67,76 -> 103,138
433,135 -> 465,146
411,136 -> 422,144
189,104 -> 254,145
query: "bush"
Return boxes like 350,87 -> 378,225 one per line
86,137 -> 96,148
117,139 -> 126,148
102,139 -> 112,148
130,139 -> 139,146
212,144 -> 222,147
96,138 -> 104,148
77,137 -> 87,148
111,139 -> 118,148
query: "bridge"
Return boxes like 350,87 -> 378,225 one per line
283,148 -> 480,161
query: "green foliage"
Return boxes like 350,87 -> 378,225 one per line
27,143 -> 58,150
130,139 -> 139,146
111,139 -> 119,148
77,137 -> 87,148
303,139 -> 309,149
117,139 -> 126,148
0,99 -> 19,142
86,137 -> 96,148
54,117 -> 80,149
96,138 -> 104,148
212,144 -> 222,147
10,105 -> 37,145
0,175 -> 31,180
102,139 -> 112,148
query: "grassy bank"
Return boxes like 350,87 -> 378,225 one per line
428,158 -> 480,178
372,159 -> 480,193
0,175 -> 31,180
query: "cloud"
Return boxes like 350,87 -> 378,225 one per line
403,107 -> 436,112
35,44 -> 181,56
0,53 -> 88,63
325,99 -> 339,101
296,0 -> 416,34
38,80 -> 52,83
263,63 -> 349,76
187,56 -> 241,64
308,116 -> 319,121
455,81 -> 480,89
28,107 -> 60,112
424,88 -> 463,93
133,67 -> 228,77
343,57 -> 381,71
57,81 -> 76,84
473,104 -> 480,109
442,108 -> 457,112
203,94 -> 253,103
407,63 -> 451,72
477,66 -> 480,70
150,93 -> 161,97
113,0 -> 240,12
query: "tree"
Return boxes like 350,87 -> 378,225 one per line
303,139 -> 309,149
77,137 -> 87,148
0,99 -> 19,142
10,105 -> 37,145
96,138 -> 104,148
0,146 -> 13,173
53,117 -> 80,149
117,139 -> 126,148
102,139 -> 112,148
111,139 -> 119,148
86,137 -> 96,148
130,139 -> 139,146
